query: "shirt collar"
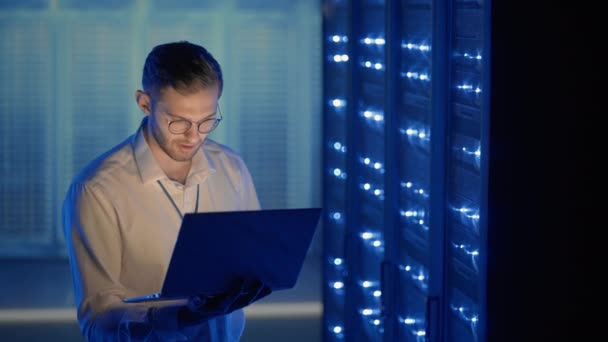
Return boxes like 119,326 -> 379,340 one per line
189,140 -> 216,179
132,117 -> 216,185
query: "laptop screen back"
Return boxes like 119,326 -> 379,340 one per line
161,208 -> 322,297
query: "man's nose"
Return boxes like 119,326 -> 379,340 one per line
184,124 -> 200,141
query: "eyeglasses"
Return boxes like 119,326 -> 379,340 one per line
165,106 -> 223,134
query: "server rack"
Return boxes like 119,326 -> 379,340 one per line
322,0 -> 489,340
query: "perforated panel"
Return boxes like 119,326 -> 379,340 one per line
0,19 -> 54,247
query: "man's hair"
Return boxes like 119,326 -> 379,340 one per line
142,41 -> 223,97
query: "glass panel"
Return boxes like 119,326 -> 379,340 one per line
446,0 -> 485,340
354,1 -> 386,340
396,0 -> 433,340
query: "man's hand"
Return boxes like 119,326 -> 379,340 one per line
178,279 -> 272,327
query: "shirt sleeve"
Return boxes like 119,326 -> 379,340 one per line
62,181 -> 197,342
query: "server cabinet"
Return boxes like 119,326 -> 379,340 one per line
322,0 -> 489,341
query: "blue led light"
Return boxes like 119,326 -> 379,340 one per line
331,141 -> 347,153
363,315 -> 384,335
332,141 -> 344,152
332,325 -> 343,334
330,35 -> 348,43
401,41 -> 431,52
455,50 -> 482,62
401,210 -> 418,217
360,182 -> 385,200
450,304 -> 479,334
333,257 -> 343,266
362,109 -> 384,123
360,231 -> 376,240
359,280 -> 379,289
450,205 -> 480,229
331,167 -> 347,180
332,54 -> 349,62
461,146 -> 481,157
360,308 -> 379,316
358,307 -> 384,335
360,231 -> 384,251
398,316 -> 427,342
358,280 -> 382,301
457,84 -> 482,94
362,37 -> 385,45
329,324 -> 345,340
451,242 -> 480,272
361,60 -> 384,71
330,211 -> 344,225
402,317 -> 417,325
359,156 -> 385,174
458,145 -> 482,169
399,261 -> 429,290
400,71 -> 431,82
463,52 -> 482,60
400,125 -> 431,149
399,208 -> 429,231
330,98 -> 347,108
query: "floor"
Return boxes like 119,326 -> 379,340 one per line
0,255 -> 323,342
0,318 -> 322,342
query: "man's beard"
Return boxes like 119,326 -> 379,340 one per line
152,126 -> 198,162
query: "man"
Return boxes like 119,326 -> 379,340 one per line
63,41 -> 269,341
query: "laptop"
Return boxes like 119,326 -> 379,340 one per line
123,207 -> 322,303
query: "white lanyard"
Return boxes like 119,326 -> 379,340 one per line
157,180 -> 200,219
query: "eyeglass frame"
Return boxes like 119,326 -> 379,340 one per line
162,105 -> 223,135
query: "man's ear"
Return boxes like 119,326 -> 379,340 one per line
135,90 -> 152,115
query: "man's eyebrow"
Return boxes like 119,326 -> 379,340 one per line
165,110 -> 218,122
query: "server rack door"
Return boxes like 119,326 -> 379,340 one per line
393,0 -> 438,340
322,0 -> 351,340
344,0 -> 387,341
444,0 -> 488,340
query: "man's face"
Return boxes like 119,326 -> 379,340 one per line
147,85 -> 221,162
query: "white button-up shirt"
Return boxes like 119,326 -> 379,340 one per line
63,118 -> 260,341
